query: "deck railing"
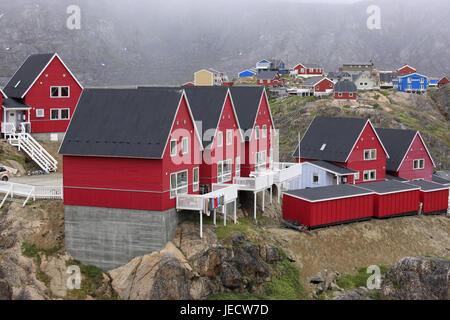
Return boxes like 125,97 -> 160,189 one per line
0,181 -> 63,207
176,184 -> 238,211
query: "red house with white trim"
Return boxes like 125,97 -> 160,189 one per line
396,65 -> 416,75
184,87 -> 243,193
437,76 -> 449,88
2,53 -> 83,140
293,63 -> 324,77
293,117 -> 389,185
231,87 -> 275,177
376,128 -> 435,181
334,80 -> 357,101
257,70 -> 280,86
301,77 -> 334,96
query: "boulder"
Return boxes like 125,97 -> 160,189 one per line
333,287 -> 371,300
0,279 -> 12,300
381,257 -> 450,300
220,263 -> 242,289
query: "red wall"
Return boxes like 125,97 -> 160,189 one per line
396,134 -> 433,181
63,96 -> 201,212
340,123 -> 387,184
199,93 -> 242,189
294,64 -> 323,76
313,79 -> 334,93
283,193 -> 374,228
438,77 -> 449,88
373,191 -> 420,218
334,92 -> 357,100
24,56 -> 82,134
397,66 -> 416,75
242,92 -> 274,177
420,189 -> 449,214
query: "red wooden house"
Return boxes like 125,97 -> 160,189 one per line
396,65 -> 416,75
334,80 -> 357,100
230,86 -> 275,177
59,87 -> 203,269
376,128 -> 435,181
2,53 -> 83,140
293,117 -> 390,185
437,76 -> 449,88
301,77 -> 334,96
293,63 -> 324,77
183,86 -> 243,193
257,71 -> 280,86
283,184 -> 374,229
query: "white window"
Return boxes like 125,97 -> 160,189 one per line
170,170 -> 188,198
170,139 -> 177,157
50,108 -> 70,120
235,156 -> 241,177
349,93 -> 353,97
217,131 -> 223,147
181,137 -> 189,155
226,130 -> 233,146
50,86 -> 70,98
420,78 -> 424,83
255,126 -> 260,140
300,68 -> 305,73
193,167 -> 199,192
364,149 -> 377,160
36,109 -> 44,118
338,93 -> 342,97
320,144 -> 326,151
413,159 -> 425,170
262,125 -> 267,138
312,172 -> 319,184
355,172 -> 360,180
363,170 -> 377,182
217,159 -> 232,183
408,78 -> 412,83
255,151 -> 266,171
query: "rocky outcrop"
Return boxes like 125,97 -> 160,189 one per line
381,257 -> 450,300
109,221 -> 281,300
333,287 -> 372,300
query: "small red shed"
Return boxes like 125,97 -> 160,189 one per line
437,76 -> 449,88
283,184 -> 374,229
357,180 -> 420,218
407,180 -> 449,215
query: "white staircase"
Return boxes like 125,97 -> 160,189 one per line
3,123 -> 58,172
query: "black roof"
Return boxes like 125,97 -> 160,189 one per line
386,174 -> 408,182
229,86 -> 265,139
307,161 -> 357,175
376,128 -> 418,171
2,97 -> 31,109
183,86 -> 229,148
59,87 -> 188,159
407,180 -> 449,192
3,53 -> 55,98
432,175 -> 450,186
285,184 -> 373,202
357,180 -> 419,195
257,70 -> 278,80
334,80 -> 357,93
302,77 -> 327,86
292,116 -> 369,162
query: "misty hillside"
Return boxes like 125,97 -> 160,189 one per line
0,0 -> 449,86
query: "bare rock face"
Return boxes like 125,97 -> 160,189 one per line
381,257 -> 450,300
39,253 -> 72,298
333,287 -> 371,300
0,279 -> 12,300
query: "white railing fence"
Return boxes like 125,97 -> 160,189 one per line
0,181 -> 63,207
176,184 -> 238,212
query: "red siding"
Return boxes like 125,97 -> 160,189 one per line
420,189 -> 449,214
283,193 -> 374,228
334,92 -> 357,100
199,93 -> 242,189
396,134 -> 433,181
294,64 -> 323,76
242,92 -> 274,177
341,123 -> 387,184
24,56 -> 82,134
373,190 -> 420,218
313,78 -> 334,93
397,66 -> 416,75
63,95 -> 201,212
438,77 -> 449,88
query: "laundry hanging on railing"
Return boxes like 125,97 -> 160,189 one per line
207,195 -> 225,211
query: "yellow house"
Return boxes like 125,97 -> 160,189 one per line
194,68 -> 228,86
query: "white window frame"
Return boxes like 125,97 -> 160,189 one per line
50,108 -> 70,120
255,126 -> 260,140
170,139 -> 177,157
50,86 -> 70,98
363,170 -> 377,182
364,149 -> 377,161
193,167 -> 199,192
312,172 -> 319,184
355,172 -> 360,180
255,151 -> 267,171
170,170 -> 188,199
217,159 -> 232,183
217,131 -> 223,147
181,137 -> 189,155
226,129 -> 233,146
235,156 -> 241,177
36,109 -> 45,118
413,159 -> 425,170
262,124 -> 267,139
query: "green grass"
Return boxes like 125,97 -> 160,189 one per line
208,248 -> 307,300
424,254 -> 450,261
336,265 -> 390,291
21,241 -> 62,258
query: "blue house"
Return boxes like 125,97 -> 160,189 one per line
256,59 -> 289,74
396,73 -> 429,93
238,69 -> 257,78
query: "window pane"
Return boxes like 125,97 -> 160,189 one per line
371,150 -> 376,159
171,140 -> 177,155
51,109 -> 59,119
51,87 -> 59,97
61,109 -> 69,119
61,87 -> 69,97
193,168 -> 199,182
